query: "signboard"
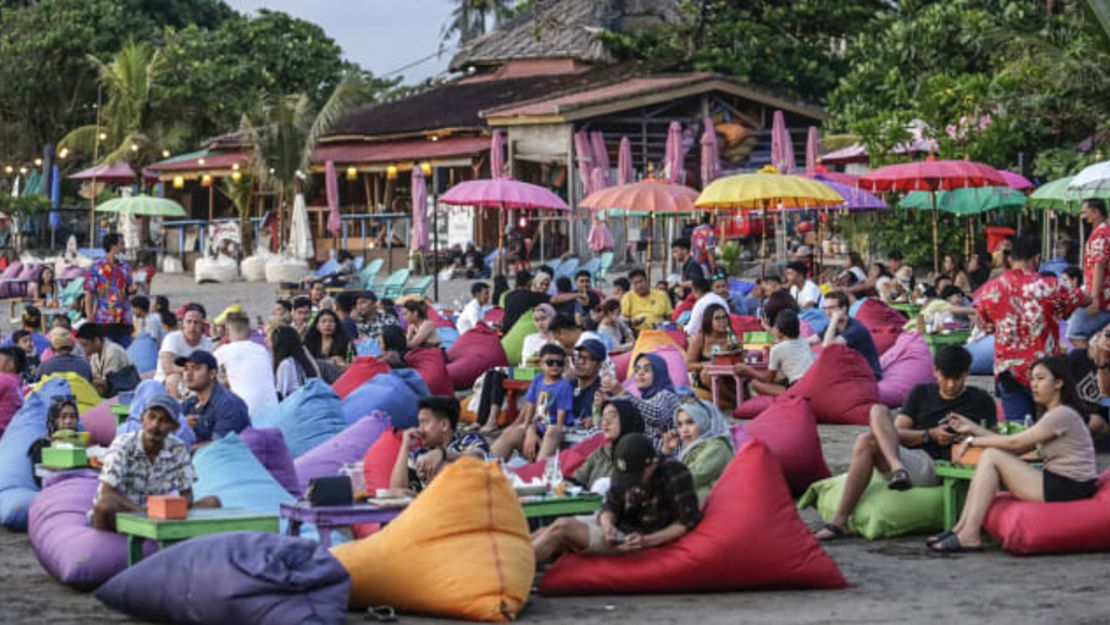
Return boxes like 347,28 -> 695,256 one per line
446,207 -> 474,248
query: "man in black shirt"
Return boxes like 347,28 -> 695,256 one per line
672,238 -> 706,295
1066,346 -> 1110,449
815,346 -> 996,540
501,269 -> 579,335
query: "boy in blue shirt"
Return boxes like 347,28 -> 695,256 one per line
490,343 -> 574,463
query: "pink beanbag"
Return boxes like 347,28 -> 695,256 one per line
446,323 -> 509,390
733,395 -> 774,420
984,469 -> 1110,554
405,347 -> 453,396
511,434 -> 607,483
333,357 -> 390,400
877,332 -> 935,407
780,344 -> 879,425
619,345 -> 690,396
239,427 -> 301,497
538,437 -> 847,594
79,398 -> 118,447
854,298 -> 905,356
737,397 -> 830,495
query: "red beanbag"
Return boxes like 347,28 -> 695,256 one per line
854,298 -> 905,355
732,395 -> 774,420
984,469 -> 1110,554
877,332 -> 934,407
362,428 -> 404,492
333,357 -> 390,399
539,437 -> 847,594
781,344 -> 879,425
730,314 -> 763,336
511,434 -> 607,483
405,347 -> 453,396
738,397 -> 830,496
611,350 -> 632,382
446,323 -> 509,390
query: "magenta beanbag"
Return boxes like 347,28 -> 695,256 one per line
737,397 -> 831,495
877,332 -> 935,407
512,433 -> 607,483
446,323 -> 509,390
80,398 -> 118,447
294,412 -> 390,494
239,428 -> 301,497
779,345 -> 880,425
733,395 -> 774,419
984,469 -> 1110,554
854,298 -> 905,356
405,347 -> 453,396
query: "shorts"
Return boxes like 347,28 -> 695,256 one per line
577,515 -> 623,555
885,447 -> 941,487
1043,469 -> 1098,502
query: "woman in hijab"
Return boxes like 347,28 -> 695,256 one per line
602,352 -> 681,446
662,396 -> 735,505
571,398 -> 644,492
28,395 -> 80,486
520,303 -> 557,366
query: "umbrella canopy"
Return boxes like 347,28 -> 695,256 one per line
1069,160 -> 1110,191
999,170 -> 1034,191
573,131 -> 594,196
806,168 -> 860,186
582,180 -> 698,217
439,177 -> 568,210
808,174 -> 886,212
805,126 -> 820,174
695,171 -> 844,210
325,160 -> 341,236
410,167 -> 429,251
1029,176 -> 1110,213
618,137 -> 633,185
860,159 -> 1005,192
95,195 -> 186,217
900,186 -> 1027,215
490,130 -> 505,178
69,161 -> 137,185
664,121 -> 683,184
700,116 -> 720,187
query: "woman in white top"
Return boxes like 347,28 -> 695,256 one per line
520,303 -> 557,366
270,324 -> 320,400
929,356 -> 1099,553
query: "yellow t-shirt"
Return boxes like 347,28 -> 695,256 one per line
621,289 -> 673,329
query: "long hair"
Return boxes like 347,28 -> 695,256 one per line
1029,356 -> 1085,419
302,309 -> 351,359
700,303 -> 729,337
763,289 -> 800,327
270,325 -> 318,379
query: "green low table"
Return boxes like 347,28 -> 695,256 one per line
923,330 -> 970,355
891,302 -> 923,317
116,508 -> 279,565
519,493 -> 602,519
933,461 -> 974,530
110,404 -> 130,425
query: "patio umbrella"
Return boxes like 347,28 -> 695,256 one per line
664,121 -> 683,184
805,126 -> 820,174
289,193 -> 314,260
573,131 -> 594,196
861,159 -> 1005,273
490,130 -> 505,178
806,174 -> 885,212
770,111 -> 797,174
410,166 -> 429,251
618,137 -> 633,185
999,170 -> 1034,191
68,161 -> 137,185
899,186 -> 1026,215
325,160 -> 341,236
807,166 -> 860,187
1029,176 -> 1110,213
1070,160 -> 1110,191
701,116 -> 720,187
95,195 -> 186,217
439,177 -> 568,273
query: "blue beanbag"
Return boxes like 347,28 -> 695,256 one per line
193,433 -> 296,512
340,369 -> 430,428
95,532 -> 350,625
799,308 -> 829,336
0,377 -> 71,529
253,379 -> 345,457
437,326 -> 459,352
966,335 -> 994,375
126,333 -> 159,374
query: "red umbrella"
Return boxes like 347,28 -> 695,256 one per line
573,131 -> 594,196
68,161 -> 137,185
664,121 -> 683,184
805,126 -> 820,174
490,130 -> 506,178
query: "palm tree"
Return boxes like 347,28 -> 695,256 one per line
442,0 -> 515,46
220,169 -> 254,256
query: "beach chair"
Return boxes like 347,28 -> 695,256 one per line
300,258 -> 340,287
594,251 -> 614,285
578,258 -> 600,282
378,269 -> 410,299
402,276 -> 433,297
554,257 -> 579,280
352,256 -> 365,272
359,258 -> 384,289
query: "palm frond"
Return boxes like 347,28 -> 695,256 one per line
301,76 -> 376,172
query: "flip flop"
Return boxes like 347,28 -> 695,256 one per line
928,533 -> 982,554
925,530 -> 955,546
815,522 -> 849,541
365,605 -> 397,623
888,468 -> 913,491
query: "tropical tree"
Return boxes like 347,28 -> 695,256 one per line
220,165 -> 254,257
442,0 -> 515,46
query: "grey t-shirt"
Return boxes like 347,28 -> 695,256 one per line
768,338 -> 814,383
1036,405 -> 1098,482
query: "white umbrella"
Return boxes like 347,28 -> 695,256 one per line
1069,160 -> 1110,191
288,193 -> 314,260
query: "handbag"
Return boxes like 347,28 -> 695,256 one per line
305,476 -> 353,506
106,365 -> 142,396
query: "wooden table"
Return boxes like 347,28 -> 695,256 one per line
116,508 -> 279,565
923,330 -> 970,355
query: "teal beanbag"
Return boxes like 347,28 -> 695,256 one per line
797,472 -> 944,539
500,309 -> 536,367
252,379 -> 345,458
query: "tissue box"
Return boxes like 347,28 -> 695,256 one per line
147,495 -> 188,520
41,447 -> 88,469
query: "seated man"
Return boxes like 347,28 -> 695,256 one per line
620,268 -> 673,331
569,339 -> 606,428
92,394 -> 220,531
76,323 -> 135,396
814,346 -> 995,539
532,433 -> 701,562
819,290 -> 882,380
390,396 -> 489,493
178,350 -> 250,452
38,327 -> 93,382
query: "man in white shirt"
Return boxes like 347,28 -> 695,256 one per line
785,261 -> 822,309
155,303 -> 215,397
214,312 -> 278,419
685,276 -> 730,336
457,281 -> 491,335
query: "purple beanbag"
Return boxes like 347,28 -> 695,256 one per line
0,261 -> 22,298
240,428 -> 301,497
95,532 -> 351,625
80,398 -> 118,447
294,412 -> 390,494
877,332 -> 935,407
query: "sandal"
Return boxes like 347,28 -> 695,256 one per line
928,533 -> 982,554
814,523 -> 849,541
365,605 -> 397,623
888,468 -> 913,492
925,530 -> 955,546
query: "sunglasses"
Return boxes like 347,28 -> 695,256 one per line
633,364 -> 653,374
543,359 -> 565,367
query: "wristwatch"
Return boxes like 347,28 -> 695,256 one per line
966,436 -> 976,447
921,429 -> 931,445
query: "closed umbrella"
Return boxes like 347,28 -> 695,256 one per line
590,131 -> 610,190
771,111 -> 796,174
573,131 -> 594,196
490,130 -> 505,178
618,137 -> 633,185
288,193 -> 314,260
700,116 -> 720,187
805,127 -> 820,174
325,160 -> 341,236
410,166 -> 429,251
664,121 -> 683,184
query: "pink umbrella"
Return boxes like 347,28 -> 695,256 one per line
664,121 -> 683,184
410,166 -> 429,251
490,130 -> 505,178
590,131 -> 610,190
68,161 -> 137,185
770,110 -> 796,173
805,126 -> 820,174
1000,170 -> 1034,190
325,160 -> 342,236
700,116 -> 720,187
618,137 -> 633,185
573,131 -> 594,196
588,219 -> 614,253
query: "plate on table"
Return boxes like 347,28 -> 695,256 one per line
514,484 -> 547,497
364,497 -> 413,508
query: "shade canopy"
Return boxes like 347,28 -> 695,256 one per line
439,177 -> 568,210
861,159 -> 1005,192
1029,176 -> 1110,213
69,161 -> 137,185
95,195 -> 186,217
999,170 -> 1034,191
1069,160 -> 1110,191
696,171 -> 844,210
582,179 -> 698,217
900,186 -> 1027,215
808,174 -> 886,212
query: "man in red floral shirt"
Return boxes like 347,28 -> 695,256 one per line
84,233 -> 135,348
976,235 -> 1088,422
1066,199 -> 1110,348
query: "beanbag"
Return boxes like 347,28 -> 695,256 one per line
620,344 -> 691,396
332,458 -> 534,622
798,472 -> 944,539
117,379 -> 196,448
730,314 -> 763,336
512,433 -> 607,483
95,532 -> 351,625
780,345 -> 880,425
80,397 -> 118,447
732,395 -> 774,419
854,298 -> 905,355
404,347 -> 453,396
240,428 -> 301,498
662,328 -> 688,351
0,378 -> 71,530
28,470 -> 139,588
966,335 -> 994,375
877,332 -> 935,407
799,308 -> 829,335
32,372 -> 101,414
253,379 -> 345,458
739,396 -> 831,495
340,370 -> 430,428
622,329 -> 681,377
332,357 -> 390,399
361,428 -> 404,492
984,469 -> 1110,554
295,412 -> 390,494
446,322 -> 509,390
437,326 -> 459,352
193,433 -> 294,515
500,309 -> 536,366
611,350 -> 632,382
126,333 -> 160,375
539,438 -> 847,594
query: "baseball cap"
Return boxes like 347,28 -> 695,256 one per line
575,338 -> 607,362
610,433 -> 657,493
49,327 -> 74,350
174,350 -> 218,370
144,394 -> 181,421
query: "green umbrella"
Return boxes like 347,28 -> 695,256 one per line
1027,176 -> 1110,214
96,195 -> 187,217
899,186 -> 1026,215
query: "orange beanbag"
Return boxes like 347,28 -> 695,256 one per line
738,396 -> 831,496
984,469 -> 1110,554
780,344 -> 879,425
333,357 -> 390,399
538,437 -> 847,594
332,458 -> 535,622
621,330 -> 681,377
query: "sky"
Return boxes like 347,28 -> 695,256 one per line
225,0 -> 458,84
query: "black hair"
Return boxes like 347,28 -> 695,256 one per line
539,343 -> 567,359
292,296 -> 311,311
514,270 -> 532,289
1085,198 -> 1107,217
471,281 -> 490,297
402,299 -> 427,319
773,309 -> 800,339
763,275 -> 783,284
537,264 -> 555,278
274,299 -> 292,313
785,261 -> 807,275
270,325 -> 318,379
548,315 -> 580,333
1063,266 -> 1083,284
1010,235 -> 1041,262
303,309 -> 352,360
1039,270 -> 1057,279
75,323 -> 103,341
335,291 -> 358,314
380,324 -> 407,355
355,291 -> 376,303
763,289 -> 800,327
555,276 -> 573,293
0,346 -> 26,374
887,250 -> 903,262
574,270 -> 591,281
11,329 -> 30,344
613,277 -> 631,291
691,277 -> 710,294
154,295 -> 170,315
183,302 -> 207,319
1029,356 -> 1086,418
47,395 -> 78,436
418,396 -> 461,430
672,238 -> 691,250
628,268 -> 647,281
161,310 -> 178,330
823,290 -> 850,310
700,303 -> 730,337
102,232 -> 122,253
939,285 -> 964,300
21,306 -> 41,329
130,295 -> 150,313
492,275 -> 510,305
934,345 -> 972,378
933,274 -> 952,289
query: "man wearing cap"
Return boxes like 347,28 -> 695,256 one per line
92,394 -> 220,531
37,327 -> 93,382
532,433 -> 701,562
569,339 -> 606,427
178,350 -> 250,452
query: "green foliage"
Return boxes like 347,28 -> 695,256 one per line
0,193 -> 51,217
840,206 -> 967,269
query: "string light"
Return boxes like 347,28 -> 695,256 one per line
346,166 -> 358,181
130,143 -> 139,153
386,165 -> 398,180
58,148 -> 69,160
201,174 -> 212,187
162,150 -> 171,158
172,176 -> 185,189
231,171 -> 242,183
33,158 -> 43,167
19,167 -> 28,175
198,158 -> 206,166
420,162 -> 432,176
231,163 -> 240,171
97,132 -> 107,141
3,165 -> 13,174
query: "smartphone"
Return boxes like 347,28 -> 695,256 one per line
609,530 -> 627,544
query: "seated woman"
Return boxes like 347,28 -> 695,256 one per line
520,303 -> 556,366
571,398 -> 644,493
379,325 -> 410,369
593,299 -> 633,352
601,352 -> 682,447
303,309 -> 352,370
661,397 -> 734,505
29,265 -> 61,310
271,325 -> 321,401
401,300 -> 441,350
929,357 -> 1099,553
28,395 -> 79,487
736,309 -> 813,397
686,303 -> 743,406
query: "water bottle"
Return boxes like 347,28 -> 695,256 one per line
1023,413 -> 1033,432
543,451 -> 563,490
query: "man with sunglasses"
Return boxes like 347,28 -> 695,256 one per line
490,344 -> 575,463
